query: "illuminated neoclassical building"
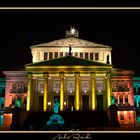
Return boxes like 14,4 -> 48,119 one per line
2,27 -> 136,126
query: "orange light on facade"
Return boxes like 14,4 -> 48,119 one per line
3,113 -> 13,126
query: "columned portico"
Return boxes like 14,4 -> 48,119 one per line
75,73 -> 80,111
25,54 -> 112,112
43,74 -> 49,111
26,73 -> 32,111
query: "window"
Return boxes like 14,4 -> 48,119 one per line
125,95 -> 128,103
54,52 -> 58,58
1,89 -> 5,97
18,82 -> 23,93
67,81 -> 75,94
40,83 -> 44,94
74,52 -> 78,57
80,52 -> 83,59
65,52 -> 68,56
11,83 -> 17,93
90,53 -> 94,60
49,52 -> 53,59
23,83 -> 27,93
10,82 -> 27,93
85,52 -> 88,59
60,52 -> 63,57
96,81 -> 104,93
124,82 -> 129,91
95,52 -> 99,61
53,81 -> 60,93
120,114 -> 124,120
138,87 -> 140,95
133,87 -> 136,94
82,81 -> 89,93
44,52 -> 48,60
115,98 -> 118,104
119,95 -> 123,104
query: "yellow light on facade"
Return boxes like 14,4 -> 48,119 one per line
107,74 -> 111,107
64,102 -> 66,105
91,74 -> 96,110
60,74 -> 64,111
43,75 -> 48,111
48,102 -> 51,106
26,75 -> 32,111
75,74 -> 80,111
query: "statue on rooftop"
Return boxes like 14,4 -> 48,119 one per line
65,26 -> 79,38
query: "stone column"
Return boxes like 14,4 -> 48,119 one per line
117,94 -> 120,104
75,73 -> 80,111
91,73 -> 96,110
43,74 -> 49,111
106,73 -> 111,108
34,79 -> 39,111
123,94 -> 125,104
60,73 -> 64,111
26,73 -> 32,111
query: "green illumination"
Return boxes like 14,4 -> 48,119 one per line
15,97 -> 22,108
0,115 -> 4,125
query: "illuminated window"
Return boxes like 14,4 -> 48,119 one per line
96,81 -> 104,93
90,53 -> 94,60
80,52 -> 83,58
18,82 -> 23,93
67,81 -> 75,94
82,81 -> 89,93
95,53 -> 99,61
53,81 -> 60,93
44,52 -> 48,60
54,52 -> 58,58
85,52 -> 88,59
49,52 -> 53,59
40,83 -> 44,94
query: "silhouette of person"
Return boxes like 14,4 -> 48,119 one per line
53,98 -> 60,114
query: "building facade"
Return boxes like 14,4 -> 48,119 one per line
1,27 -> 138,126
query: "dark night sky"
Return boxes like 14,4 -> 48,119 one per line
0,9 -> 140,75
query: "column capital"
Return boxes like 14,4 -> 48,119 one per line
28,73 -> 32,78
90,72 -> 95,78
106,73 -> 111,79
59,72 -> 64,78
75,72 -> 80,78
43,73 -> 49,78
